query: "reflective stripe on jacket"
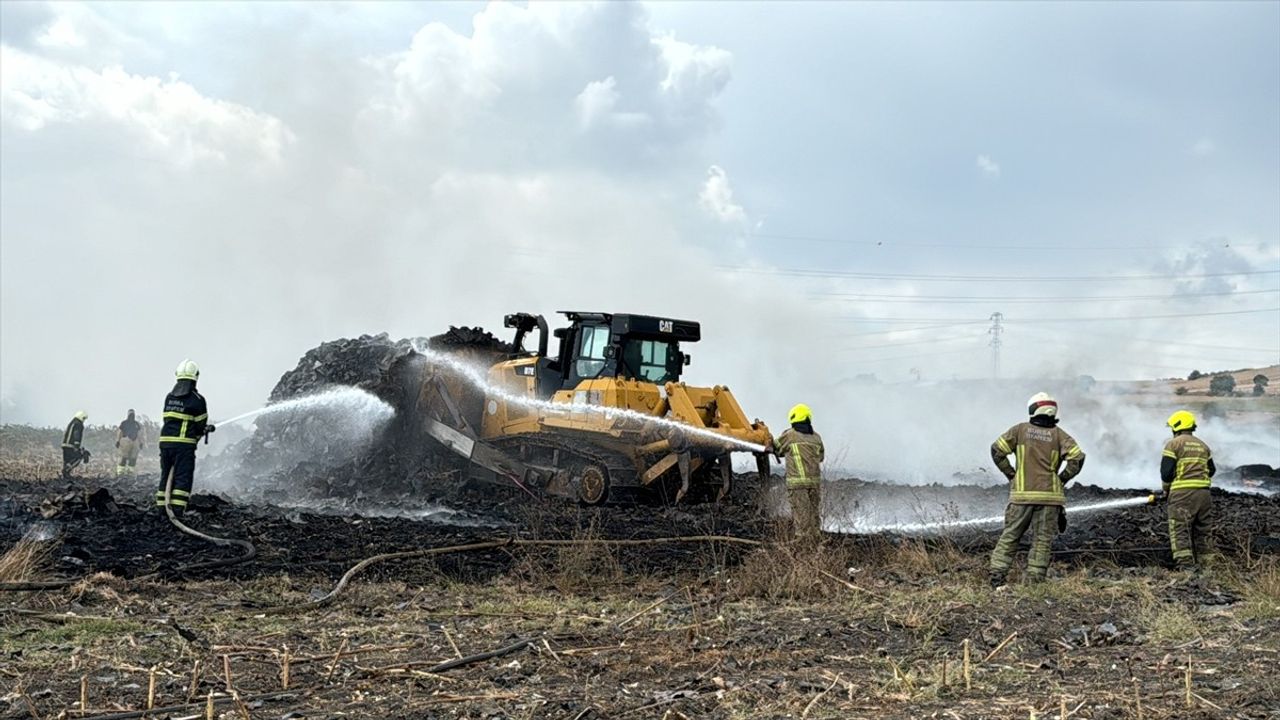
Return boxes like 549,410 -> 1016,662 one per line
1162,434 -> 1213,491
775,428 -> 824,488
991,421 -> 1085,506
159,388 -> 208,446
62,418 -> 84,449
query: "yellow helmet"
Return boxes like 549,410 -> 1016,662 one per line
788,403 -> 812,424
1167,410 -> 1197,433
175,359 -> 200,381
74,410 -> 88,421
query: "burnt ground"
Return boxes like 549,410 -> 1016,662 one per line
2,474 -> 1279,719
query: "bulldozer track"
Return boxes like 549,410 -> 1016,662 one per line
490,433 -> 641,504
489,432 -> 727,505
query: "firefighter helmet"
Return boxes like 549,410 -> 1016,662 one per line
1027,392 -> 1058,418
74,410 -> 88,421
1167,410 -> 1197,433
788,403 -> 813,424
175,359 -> 200,381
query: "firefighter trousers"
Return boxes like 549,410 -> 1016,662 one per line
117,437 -> 139,476
787,484 -> 821,542
62,447 -> 82,478
990,503 -> 1061,581
157,446 -> 196,516
1168,488 -> 1214,567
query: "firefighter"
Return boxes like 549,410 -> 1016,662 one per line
1161,410 -> 1216,571
61,411 -> 90,479
156,360 -> 214,516
988,392 -> 1086,587
115,409 -> 145,477
774,403 -> 824,542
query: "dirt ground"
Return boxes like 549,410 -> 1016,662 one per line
2,470 -> 1278,720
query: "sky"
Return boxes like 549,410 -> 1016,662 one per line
2,1 -> 1278,479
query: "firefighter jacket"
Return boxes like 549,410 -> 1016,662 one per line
62,417 -> 85,449
775,427 -> 824,488
991,419 -> 1085,506
159,383 -> 208,448
118,418 -> 142,441
1161,432 -> 1215,493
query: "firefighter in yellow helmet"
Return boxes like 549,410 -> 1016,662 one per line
773,403 -> 825,542
1161,410 -> 1216,571
988,392 -> 1086,587
156,360 -> 214,516
61,411 -> 90,479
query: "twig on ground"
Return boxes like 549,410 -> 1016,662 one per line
71,691 -> 297,720
802,673 -> 839,719
442,626 -> 462,659
263,535 -> 762,615
325,638 -> 349,682
425,637 -> 537,674
813,567 -> 886,601
984,632 -> 1019,663
617,592 -> 676,629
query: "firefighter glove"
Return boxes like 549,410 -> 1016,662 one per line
1057,511 -> 1068,534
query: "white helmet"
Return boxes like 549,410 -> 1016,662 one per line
175,359 -> 200,381
1027,392 -> 1057,419
74,410 -> 88,421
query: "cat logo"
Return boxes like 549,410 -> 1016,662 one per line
658,320 -> 674,333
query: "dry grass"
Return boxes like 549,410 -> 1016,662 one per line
1240,556 -> 1280,620
731,539 -> 860,602
0,526 -> 60,582
511,517 -> 626,594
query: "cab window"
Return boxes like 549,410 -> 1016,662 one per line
575,325 -> 609,379
624,339 -> 677,384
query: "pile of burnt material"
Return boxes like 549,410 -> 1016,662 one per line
209,328 -> 512,508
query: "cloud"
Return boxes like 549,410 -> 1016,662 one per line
0,1 -> 811,429
1,45 -> 293,165
1190,137 -> 1216,157
976,154 -> 1001,178
698,165 -> 747,224
359,2 -> 731,172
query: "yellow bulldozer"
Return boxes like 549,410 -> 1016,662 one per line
413,311 -> 774,504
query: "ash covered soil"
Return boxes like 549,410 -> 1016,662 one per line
3,473 -> 1279,719
3,332 -> 1278,718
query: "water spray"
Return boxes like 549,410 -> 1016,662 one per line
833,495 -> 1156,535
409,341 -> 769,454
215,387 -> 394,429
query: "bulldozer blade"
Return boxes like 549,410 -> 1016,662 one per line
717,455 -> 732,502
675,452 -> 692,503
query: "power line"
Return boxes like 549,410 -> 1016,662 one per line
742,232 -> 1274,252
840,347 -> 986,365
1013,326 -> 1279,354
838,321 -> 992,336
835,334 -> 981,352
1000,307 -> 1279,323
834,307 -> 1279,324
721,265 -> 1280,283
814,288 -> 1280,304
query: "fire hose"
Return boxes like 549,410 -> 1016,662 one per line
0,470 -> 256,593
160,462 -> 256,572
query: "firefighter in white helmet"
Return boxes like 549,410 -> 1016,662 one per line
988,392 -> 1086,587
156,360 -> 214,516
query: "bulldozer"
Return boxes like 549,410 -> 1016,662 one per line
412,311 -> 774,504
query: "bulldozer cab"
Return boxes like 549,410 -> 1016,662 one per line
503,311 -> 698,398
